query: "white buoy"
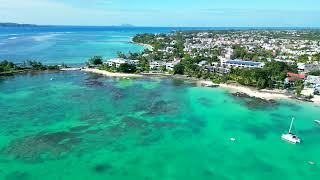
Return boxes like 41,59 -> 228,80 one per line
230,138 -> 236,141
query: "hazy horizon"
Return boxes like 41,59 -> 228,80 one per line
0,0 -> 320,27
2,23 -> 320,29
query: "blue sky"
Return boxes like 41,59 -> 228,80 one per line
0,0 -> 319,27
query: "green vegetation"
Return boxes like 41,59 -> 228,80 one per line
173,63 -> 185,75
0,60 -> 60,76
118,63 -> 137,73
312,53 -> 320,62
87,56 -> 103,66
297,55 -> 309,63
229,61 -> 297,89
308,70 -> 320,76
295,79 -> 304,96
231,45 -> 273,61
0,60 -> 16,72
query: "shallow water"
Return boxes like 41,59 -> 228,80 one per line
0,71 -> 319,180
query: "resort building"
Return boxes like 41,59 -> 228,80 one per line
128,60 -> 140,66
305,75 -> 320,87
106,58 -> 127,68
105,58 -> 140,68
166,59 -> 181,71
203,65 -> 230,74
223,59 -> 265,68
285,72 -> 306,85
149,61 -> 166,70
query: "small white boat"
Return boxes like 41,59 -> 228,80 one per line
315,120 -> 320,125
50,78 -> 54,81
281,118 -> 301,144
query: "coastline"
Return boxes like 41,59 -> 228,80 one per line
199,80 -> 320,105
81,68 -> 143,77
59,68 -> 320,105
132,42 -> 154,51
199,80 -> 290,100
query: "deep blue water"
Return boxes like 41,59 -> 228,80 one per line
0,26 -> 318,65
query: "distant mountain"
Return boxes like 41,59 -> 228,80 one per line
0,23 -> 38,27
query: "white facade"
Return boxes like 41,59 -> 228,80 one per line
106,58 -> 127,68
105,58 -> 140,68
166,60 -> 180,71
150,61 -> 166,70
223,60 -> 265,68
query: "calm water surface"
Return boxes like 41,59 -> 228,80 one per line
0,71 -> 319,180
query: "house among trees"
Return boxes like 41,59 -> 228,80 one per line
285,72 -> 306,85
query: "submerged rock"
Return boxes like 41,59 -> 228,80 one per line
197,97 -> 214,106
231,92 -> 251,98
1,131 -> 81,162
231,92 -> 279,110
5,171 -> 30,180
94,163 -> 113,173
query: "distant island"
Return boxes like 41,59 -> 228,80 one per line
0,23 -> 38,27
119,24 -> 135,27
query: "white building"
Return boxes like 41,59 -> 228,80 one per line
305,75 -> 320,87
105,58 -> 127,68
150,61 -> 166,70
166,59 -> 181,71
128,60 -> 140,66
105,58 -> 140,68
223,59 -> 265,68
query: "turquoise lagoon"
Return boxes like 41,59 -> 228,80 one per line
0,26 -> 319,180
0,71 -> 319,180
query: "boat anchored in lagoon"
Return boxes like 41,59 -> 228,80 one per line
281,118 -> 301,144
315,120 -> 320,125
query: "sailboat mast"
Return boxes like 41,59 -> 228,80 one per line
289,117 -> 294,133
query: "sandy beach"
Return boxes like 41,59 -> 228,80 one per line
200,80 -> 320,104
133,42 -> 154,51
60,67 -> 82,71
200,80 -> 292,100
81,68 -> 143,77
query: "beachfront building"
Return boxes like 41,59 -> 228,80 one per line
128,60 -> 140,66
222,59 -> 265,68
305,75 -> 320,88
149,61 -> 166,70
105,58 -> 140,68
166,59 -> 181,71
285,72 -> 306,85
105,58 -> 127,68
203,65 -> 230,74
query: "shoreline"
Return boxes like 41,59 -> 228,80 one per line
199,80 -> 291,101
132,42 -> 154,51
81,68 -> 143,77
200,80 -> 320,105
57,68 -> 320,105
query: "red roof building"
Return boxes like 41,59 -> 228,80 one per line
287,72 -> 305,82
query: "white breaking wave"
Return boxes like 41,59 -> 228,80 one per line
31,33 -> 61,41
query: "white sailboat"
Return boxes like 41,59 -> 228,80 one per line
281,117 -> 301,144
315,120 -> 320,125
